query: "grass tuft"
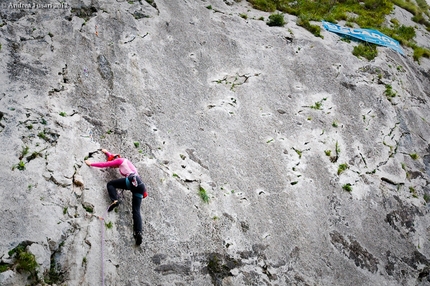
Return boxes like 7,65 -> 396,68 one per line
352,43 -> 378,61
199,186 -> 209,203
342,183 -> 352,192
337,163 -> 349,175
267,13 -> 285,27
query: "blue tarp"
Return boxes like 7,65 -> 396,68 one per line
322,21 -> 404,55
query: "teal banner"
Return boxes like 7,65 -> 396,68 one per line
322,21 -> 404,55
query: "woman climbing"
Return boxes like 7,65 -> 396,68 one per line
85,149 -> 147,246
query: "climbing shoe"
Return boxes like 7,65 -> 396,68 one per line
134,232 -> 143,246
107,200 -> 119,212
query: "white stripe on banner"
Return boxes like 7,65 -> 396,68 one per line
322,21 -> 404,55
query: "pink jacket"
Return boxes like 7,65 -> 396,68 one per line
90,151 -> 138,177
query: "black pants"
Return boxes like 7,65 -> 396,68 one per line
106,175 -> 145,233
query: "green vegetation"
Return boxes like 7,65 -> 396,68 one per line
248,0 -> 276,12
332,121 -> 338,128
384,84 -> 397,99
105,221 -> 113,229
267,13 -> 285,27
409,153 -> 419,160
310,98 -> 326,110
292,147 -> 303,159
297,15 -> 322,37
352,43 -> 378,61
59,111 -> 67,117
240,13 -> 248,20
17,160 -> 26,171
199,186 -> 209,203
248,0 -> 430,61
412,46 -> 430,62
409,186 -> 418,198
310,101 -> 322,110
0,263 -> 8,272
20,145 -> 29,159
38,131 -> 47,141
330,141 -> 340,163
337,163 -> 349,175
324,150 -> 331,156
63,207 -> 68,215
342,183 -> 352,192
134,141 -> 140,148
424,193 -> 430,203
8,243 -> 38,273
82,204 -> 93,213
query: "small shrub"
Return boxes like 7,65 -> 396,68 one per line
384,84 -> 396,99
206,5 -> 212,9
9,244 -> 37,273
105,221 -> 113,229
352,43 -> 378,61
409,153 -> 419,160
396,25 -> 416,41
63,207 -> 68,215
310,101 -> 322,110
17,161 -> 25,171
239,13 -> 248,20
38,131 -> 47,141
16,251 -> 37,272
0,263 -> 9,272
27,124 -> 33,130
335,141 -> 340,154
199,186 -> 209,203
59,112 -> 67,117
20,146 -> 29,159
267,13 -> 285,27
337,163 -> 349,175
82,204 -> 93,213
332,121 -> 338,128
409,186 -> 418,198
342,183 -> 352,192
249,0 -> 276,12
324,150 -> 331,156
134,142 -> 140,148
413,46 -> 430,62
293,148 -> 302,159
297,16 -> 321,37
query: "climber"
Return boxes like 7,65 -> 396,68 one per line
85,149 -> 147,246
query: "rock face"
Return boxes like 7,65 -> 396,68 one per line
1,0 -> 430,285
